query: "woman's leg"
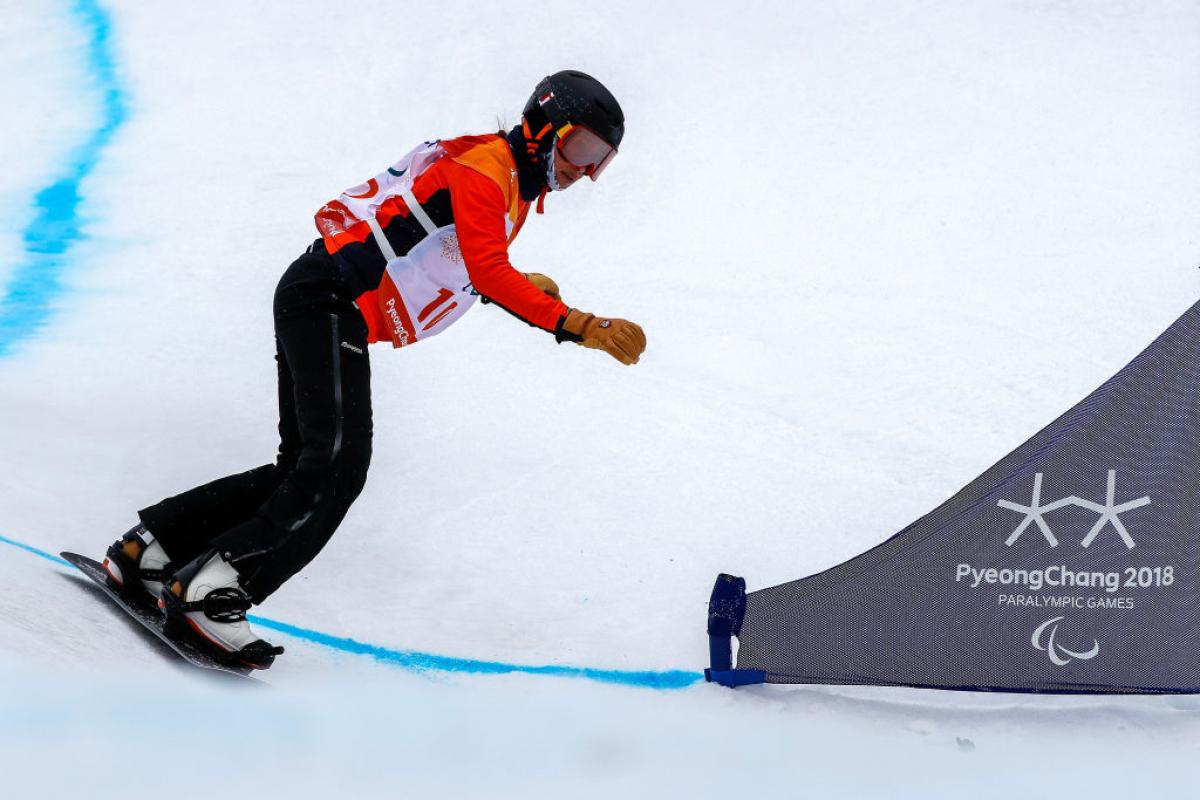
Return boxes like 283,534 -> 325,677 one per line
205,252 -> 372,603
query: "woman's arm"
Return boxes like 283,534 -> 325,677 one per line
447,162 -> 568,333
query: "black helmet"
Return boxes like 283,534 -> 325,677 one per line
518,71 -> 624,190
522,70 -> 625,151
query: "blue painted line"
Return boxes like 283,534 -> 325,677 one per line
0,0 -> 128,357
0,533 -> 703,690
248,615 -> 702,689
0,534 -> 72,568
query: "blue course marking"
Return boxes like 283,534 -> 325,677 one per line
1,533 -> 703,689
248,615 -> 702,689
0,0 -> 128,357
0,534 -> 72,568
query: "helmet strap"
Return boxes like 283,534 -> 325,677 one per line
522,118 -> 553,167
545,142 -> 564,193
519,117 -> 555,214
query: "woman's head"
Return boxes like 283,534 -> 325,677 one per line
520,70 -> 624,192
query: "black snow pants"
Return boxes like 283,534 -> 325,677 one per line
139,240 -> 373,603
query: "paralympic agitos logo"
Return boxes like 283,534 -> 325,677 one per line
1031,616 -> 1100,666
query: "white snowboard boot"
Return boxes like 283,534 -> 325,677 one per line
103,524 -> 172,609
160,551 -> 283,669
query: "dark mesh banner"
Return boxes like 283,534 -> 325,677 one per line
728,300 -> 1200,693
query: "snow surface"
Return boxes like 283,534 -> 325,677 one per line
2,0 -> 1200,795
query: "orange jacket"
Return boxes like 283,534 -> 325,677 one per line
315,134 -> 568,347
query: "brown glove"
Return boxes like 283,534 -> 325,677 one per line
560,308 -> 647,365
523,272 -> 561,301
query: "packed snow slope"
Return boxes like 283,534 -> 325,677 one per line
2,0 -> 1200,795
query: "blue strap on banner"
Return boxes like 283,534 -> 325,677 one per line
705,573 -> 763,686
705,667 -> 768,687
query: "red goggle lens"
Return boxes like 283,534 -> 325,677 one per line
557,126 -> 617,181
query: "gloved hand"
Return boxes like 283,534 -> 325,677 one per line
523,272 -> 561,301
560,308 -> 647,365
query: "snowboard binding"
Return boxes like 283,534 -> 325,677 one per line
102,524 -> 173,611
160,550 -> 284,670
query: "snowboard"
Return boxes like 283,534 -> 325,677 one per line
60,551 -> 260,680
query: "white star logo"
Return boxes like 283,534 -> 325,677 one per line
998,473 -> 1072,547
998,470 -> 1150,549
1073,470 -> 1150,549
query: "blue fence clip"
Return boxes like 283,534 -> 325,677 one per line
705,573 -> 765,687
705,667 -> 767,687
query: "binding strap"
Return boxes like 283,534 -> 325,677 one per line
139,566 -> 171,582
180,587 -> 252,622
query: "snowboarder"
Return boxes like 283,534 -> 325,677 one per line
99,70 -> 645,669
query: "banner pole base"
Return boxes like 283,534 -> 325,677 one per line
704,573 -> 765,687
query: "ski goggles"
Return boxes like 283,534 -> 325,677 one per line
555,123 -> 618,180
